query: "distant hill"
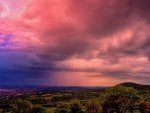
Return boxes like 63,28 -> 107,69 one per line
0,85 -> 105,93
118,82 -> 150,90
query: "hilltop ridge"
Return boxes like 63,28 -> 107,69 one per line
118,82 -> 150,90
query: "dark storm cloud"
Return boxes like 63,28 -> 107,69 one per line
1,0 -> 150,85
24,0 -> 150,63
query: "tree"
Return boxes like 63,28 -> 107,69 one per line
101,86 -> 142,113
55,101 -> 84,113
31,105 -> 46,113
12,99 -> 33,113
69,102 -> 84,113
86,101 -> 101,113
140,102 -> 150,113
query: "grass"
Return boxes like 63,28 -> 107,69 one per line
45,107 -> 57,113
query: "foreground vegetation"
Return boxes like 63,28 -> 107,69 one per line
0,83 -> 150,113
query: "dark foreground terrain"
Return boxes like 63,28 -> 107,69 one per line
0,82 -> 150,113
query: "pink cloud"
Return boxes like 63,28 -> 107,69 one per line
1,0 -> 150,86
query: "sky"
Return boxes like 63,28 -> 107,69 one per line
0,0 -> 150,86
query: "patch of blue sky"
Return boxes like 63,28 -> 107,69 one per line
0,33 -> 16,48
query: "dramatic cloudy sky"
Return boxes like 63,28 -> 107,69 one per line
0,0 -> 150,86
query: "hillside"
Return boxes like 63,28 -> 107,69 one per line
118,82 -> 150,90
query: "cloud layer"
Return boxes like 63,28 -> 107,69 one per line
0,0 -> 150,86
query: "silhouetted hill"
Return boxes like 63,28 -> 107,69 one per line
118,82 -> 150,90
